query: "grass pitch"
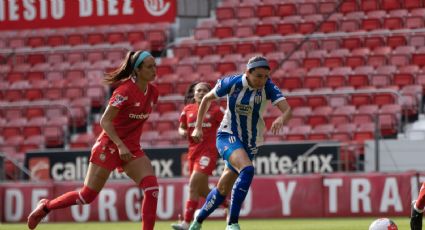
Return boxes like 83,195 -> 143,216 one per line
0,217 -> 409,230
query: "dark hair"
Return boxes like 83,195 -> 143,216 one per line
247,56 -> 270,73
184,82 -> 212,105
104,50 -> 145,84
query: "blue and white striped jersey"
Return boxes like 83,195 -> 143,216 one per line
213,74 -> 285,148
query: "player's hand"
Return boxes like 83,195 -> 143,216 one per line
118,145 -> 133,162
180,129 -> 188,138
270,116 -> 285,135
191,128 -> 203,143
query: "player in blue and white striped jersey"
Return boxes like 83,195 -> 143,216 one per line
189,56 -> 292,230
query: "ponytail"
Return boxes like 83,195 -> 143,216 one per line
104,50 -> 152,84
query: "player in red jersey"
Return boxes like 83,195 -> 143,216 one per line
27,51 -> 159,230
171,82 -> 230,230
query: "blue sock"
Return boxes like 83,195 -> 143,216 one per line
228,166 -> 254,225
196,187 -> 225,223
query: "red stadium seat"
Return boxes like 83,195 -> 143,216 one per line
70,133 -> 96,149
361,0 -> 379,12
372,93 -> 396,106
106,32 -> 125,44
87,33 -> 104,45
308,124 -> 334,140
127,31 -> 145,44
286,125 -> 312,141
308,106 -> 332,127
216,7 -> 234,21
382,0 -> 401,10
404,0 -> 422,9
257,4 -> 275,18
47,35 -> 65,47
353,122 -> 375,143
276,3 -> 296,17
214,25 -> 233,39
340,0 -> 358,14
330,105 -> 356,125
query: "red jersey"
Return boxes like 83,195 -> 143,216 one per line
179,103 -> 223,157
98,78 -> 158,151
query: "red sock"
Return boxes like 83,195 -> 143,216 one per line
140,176 -> 158,230
416,183 -> 425,210
46,186 -> 98,210
184,200 -> 198,223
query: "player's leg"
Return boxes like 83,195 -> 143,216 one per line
172,170 -> 208,230
226,148 -> 253,228
411,183 -> 425,230
124,155 -> 158,230
27,163 -> 110,229
192,166 -> 237,225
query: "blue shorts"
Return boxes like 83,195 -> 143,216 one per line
216,132 -> 258,173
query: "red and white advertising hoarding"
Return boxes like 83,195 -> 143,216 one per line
0,173 -> 417,223
0,0 -> 176,30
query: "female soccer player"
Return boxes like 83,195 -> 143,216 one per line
189,56 -> 292,230
171,82 -> 229,230
27,51 -> 159,230
411,186 -> 424,230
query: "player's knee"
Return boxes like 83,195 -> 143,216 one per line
78,186 -> 99,204
139,175 -> 159,196
241,165 -> 254,176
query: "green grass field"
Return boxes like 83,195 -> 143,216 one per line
0,217 -> 410,230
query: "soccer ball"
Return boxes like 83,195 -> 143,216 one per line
368,218 -> 398,230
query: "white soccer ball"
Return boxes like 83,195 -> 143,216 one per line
368,218 -> 398,230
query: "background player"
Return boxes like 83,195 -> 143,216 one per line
171,82 -> 229,230
189,56 -> 292,230
27,51 -> 159,230
411,185 -> 425,230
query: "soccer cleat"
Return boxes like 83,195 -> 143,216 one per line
411,200 -> 423,230
171,221 -> 189,230
226,223 -> 241,230
188,221 -> 202,230
27,199 -> 50,230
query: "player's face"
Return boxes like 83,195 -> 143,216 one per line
193,83 -> 209,103
136,57 -> 156,82
247,68 -> 270,89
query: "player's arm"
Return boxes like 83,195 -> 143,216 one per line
178,122 -> 188,138
270,99 -> 292,135
191,91 -> 217,143
100,105 -> 133,161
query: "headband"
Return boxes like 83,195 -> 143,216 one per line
134,51 -> 152,69
246,60 -> 270,70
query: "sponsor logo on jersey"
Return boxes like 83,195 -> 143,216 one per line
235,104 -> 252,115
129,113 -> 149,120
111,94 -> 128,107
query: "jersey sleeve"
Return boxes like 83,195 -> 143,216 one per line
108,85 -> 130,109
213,75 -> 237,98
179,106 -> 188,125
265,79 -> 286,105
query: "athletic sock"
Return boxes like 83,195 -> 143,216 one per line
184,200 -> 198,223
228,166 -> 254,225
196,188 -> 225,223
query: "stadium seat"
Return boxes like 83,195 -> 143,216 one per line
276,3 -> 296,17
308,124 -> 334,140
353,122 -> 375,143
256,4 -> 275,18
372,93 -> 396,106
286,125 -> 312,141
70,133 -> 96,149
330,105 -> 356,125
216,6 -> 234,21
307,106 -> 332,127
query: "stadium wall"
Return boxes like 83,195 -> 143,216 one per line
365,139 -> 425,172
0,172 -> 418,223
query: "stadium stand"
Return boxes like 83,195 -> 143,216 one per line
1,0 -> 425,180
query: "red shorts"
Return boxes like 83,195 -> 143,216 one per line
188,153 -> 218,176
89,139 -> 145,172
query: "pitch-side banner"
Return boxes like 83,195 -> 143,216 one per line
24,142 -> 339,181
0,0 -> 176,30
0,173 -> 417,222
